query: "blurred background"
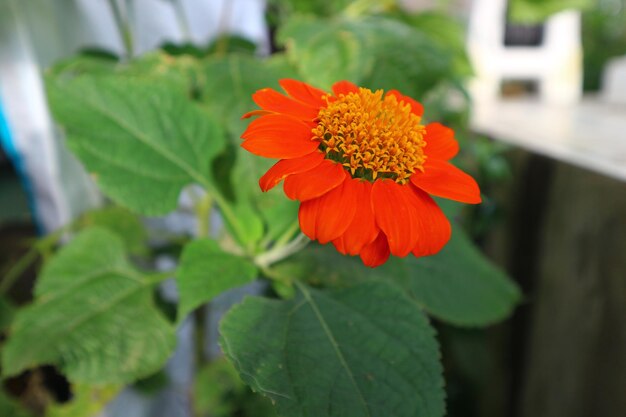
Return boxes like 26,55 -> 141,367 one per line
1,0 -> 625,416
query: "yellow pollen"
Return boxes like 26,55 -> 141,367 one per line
312,87 -> 426,184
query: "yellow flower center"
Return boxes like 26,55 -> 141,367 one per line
312,87 -> 426,184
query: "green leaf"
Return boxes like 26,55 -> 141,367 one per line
76,206 -> 147,255
201,54 -> 298,137
47,52 -> 118,78
220,281 -> 445,417
121,52 -> 202,94
278,16 -> 453,97
509,0 -> 593,23
231,148 -> 299,246
271,226 -> 520,326
46,76 -> 225,215
377,228 -> 521,326
397,12 -> 472,77
277,16 -> 370,89
46,384 -> 120,417
176,239 -> 258,320
1,227 -> 176,384
267,0 -> 354,18
201,55 -> 300,246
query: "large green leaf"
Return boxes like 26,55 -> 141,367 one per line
220,281 -> 445,417
377,229 -> 521,326
176,239 -> 258,320
47,76 -> 225,215
271,227 -> 520,326
1,228 -> 176,384
277,16 -> 453,97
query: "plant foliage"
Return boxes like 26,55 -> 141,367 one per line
0,3 -> 522,416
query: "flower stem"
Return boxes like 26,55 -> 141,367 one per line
254,233 -> 310,269
107,0 -> 134,59
0,223 -> 72,295
214,0 -> 234,56
194,193 -> 213,238
273,221 -> 300,249
172,0 -> 191,42
0,246 -> 38,295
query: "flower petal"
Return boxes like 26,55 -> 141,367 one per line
371,180 -> 419,257
279,79 -> 328,108
252,88 -> 319,121
332,179 -> 378,255
298,177 -> 358,244
284,159 -> 345,201
241,114 -> 319,159
424,122 -> 459,161
259,152 -> 325,192
410,159 -> 481,204
359,232 -> 391,268
332,80 -> 359,97
241,109 -> 272,119
386,90 -> 424,117
406,185 -> 452,257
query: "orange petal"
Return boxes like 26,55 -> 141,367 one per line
259,152 -> 325,192
283,159 -> 346,201
332,179 -> 378,255
279,79 -> 328,108
298,178 -> 358,244
241,114 -> 319,159
242,109 -> 273,119
410,159 -> 481,204
252,88 -> 319,121
371,180 -> 419,257
406,185 -> 452,257
424,122 -> 459,161
242,114 -> 314,138
331,80 -> 359,97
386,90 -> 424,117
359,232 -> 391,268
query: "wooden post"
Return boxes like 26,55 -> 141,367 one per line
483,150 -> 626,417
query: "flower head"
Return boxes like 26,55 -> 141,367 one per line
241,79 -> 481,267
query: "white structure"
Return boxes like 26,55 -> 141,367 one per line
0,0 -> 267,233
467,0 -> 582,104
602,55 -> 626,105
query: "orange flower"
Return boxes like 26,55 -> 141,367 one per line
241,79 -> 481,267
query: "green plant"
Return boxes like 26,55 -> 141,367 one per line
0,4 -> 520,416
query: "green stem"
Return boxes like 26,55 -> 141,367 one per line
254,233 -> 310,269
0,222 -> 72,295
204,184 -> 251,252
259,220 -> 299,250
193,306 -> 207,365
172,0 -> 192,41
274,221 -> 300,249
145,270 -> 175,284
0,246 -> 38,295
214,0 -> 233,56
195,193 -> 213,238
107,0 -> 134,59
